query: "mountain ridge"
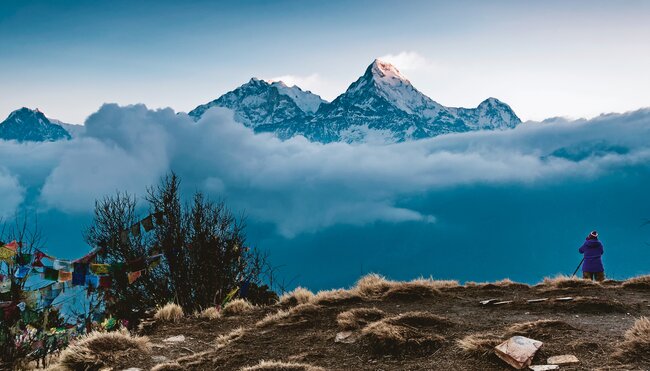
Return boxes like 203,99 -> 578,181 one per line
191,59 -> 521,143
0,107 -> 72,142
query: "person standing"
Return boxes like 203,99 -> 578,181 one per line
579,230 -> 605,281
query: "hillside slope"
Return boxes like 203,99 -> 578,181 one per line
51,275 -> 650,370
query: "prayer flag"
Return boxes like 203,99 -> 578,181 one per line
15,266 -> 31,279
54,260 -> 72,271
153,211 -> 164,225
86,274 -> 100,288
58,270 -> 72,282
32,251 -> 47,267
127,270 -> 142,284
90,263 -> 110,275
109,262 -> 125,275
141,215 -> 154,232
0,246 -> 16,262
99,275 -> 112,288
43,267 -> 59,281
72,272 -> 86,286
147,254 -> 163,269
73,262 -> 89,275
130,222 -> 141,237
3,241 -> 18,251
0,279 -> 10,293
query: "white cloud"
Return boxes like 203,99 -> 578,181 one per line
378,51 -> 432,72
268,73 -> 330,98
1,104 -> 650,237
0,168 -> 25,218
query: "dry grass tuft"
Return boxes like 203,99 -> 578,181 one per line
361,311 -> 452,354
382,282 -> 440,300
279,287 -> 315,307
354,273 -> 393,298
456,332 -> 502,355
337,307 -> 385,330
222,299 -> 254,316
312,288 -> 363,306
240,360 -> 325,371
53,329 -> 151,371
151,362 -> 185,371
506,319 -> 578,340
198,306 -> 221,320
540,274 -> 601,289
216,326 -> 247,348
410,277 -> 460,289
154,303 -> 184,323
256,303 -> 322,328
613,317 -> 650,364
622,275 -> 650,290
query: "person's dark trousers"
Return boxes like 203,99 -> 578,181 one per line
583,271 -> 605,282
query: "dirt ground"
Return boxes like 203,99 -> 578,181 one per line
115,278 -> 650,371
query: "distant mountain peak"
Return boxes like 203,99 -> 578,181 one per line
368,59 -> 409,83
190,59 -> 521,143
0,107 -> 71,142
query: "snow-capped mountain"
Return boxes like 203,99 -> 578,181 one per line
191,59 -> 521,143
189,78 -> 326,127
0,108 -> 71,142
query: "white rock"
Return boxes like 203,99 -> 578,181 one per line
163,335 -> 186,343
548,354 -> 579,365
529,365 -> 559,370
335,331 -> 358,344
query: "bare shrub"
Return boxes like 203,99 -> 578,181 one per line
539,274 -> 601,289
361,311 -> 452,354
622,275 -> 650,290
279,287 -> 314,307
154,303 -> 184,323
53,330 -> 150,371
222,299 -> 254,316
613,317 -> 650,364
199,306 -> 221,320
354,273 -> 393,299
240,360 -> 325,371
337,307 -> 385,330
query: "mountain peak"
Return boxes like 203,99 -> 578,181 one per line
0,107 -> 71,142
368,59 -> 408,83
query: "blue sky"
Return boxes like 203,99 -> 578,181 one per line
1,0 -> 649,123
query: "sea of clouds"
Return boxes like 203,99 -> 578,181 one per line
2,104 -> 650,235
2,105 -> 650,287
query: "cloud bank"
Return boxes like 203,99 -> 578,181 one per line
1,105 -> 650,238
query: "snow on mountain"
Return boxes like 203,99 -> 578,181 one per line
188,78 -> 326,127
190,59 -> 521,143
0,108 -> 71,142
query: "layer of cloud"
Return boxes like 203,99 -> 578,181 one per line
1,105 -> 650,237
379,51 -> 432,72
268,73 -> 332,100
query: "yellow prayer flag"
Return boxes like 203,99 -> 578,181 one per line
128,270 -> 142,284
0,246 -> 16,261
90,264 -> 110,275
58,270 -> 72,282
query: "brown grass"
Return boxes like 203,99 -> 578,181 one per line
222,299 -> 254,316
506,319 -> 578,340
239,360 -> 326,371
354,273 -> 393,298
279,287 -> 315,307
622,275 -> 650,290
154,303 -> 184,323
256,303 -> 322,328
336,307 -> 385,330
198,306 -> 221,320
53,330 -> 151,371
361,311 -> 452,354
312,288 -> 363,306
613,317 -> 650,364
539,274 -> 601,289
381,282 -> 441,300
456,332 -> 502,355
216,326 -> 247,348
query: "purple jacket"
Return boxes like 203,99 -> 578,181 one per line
579,238 -> 604,273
